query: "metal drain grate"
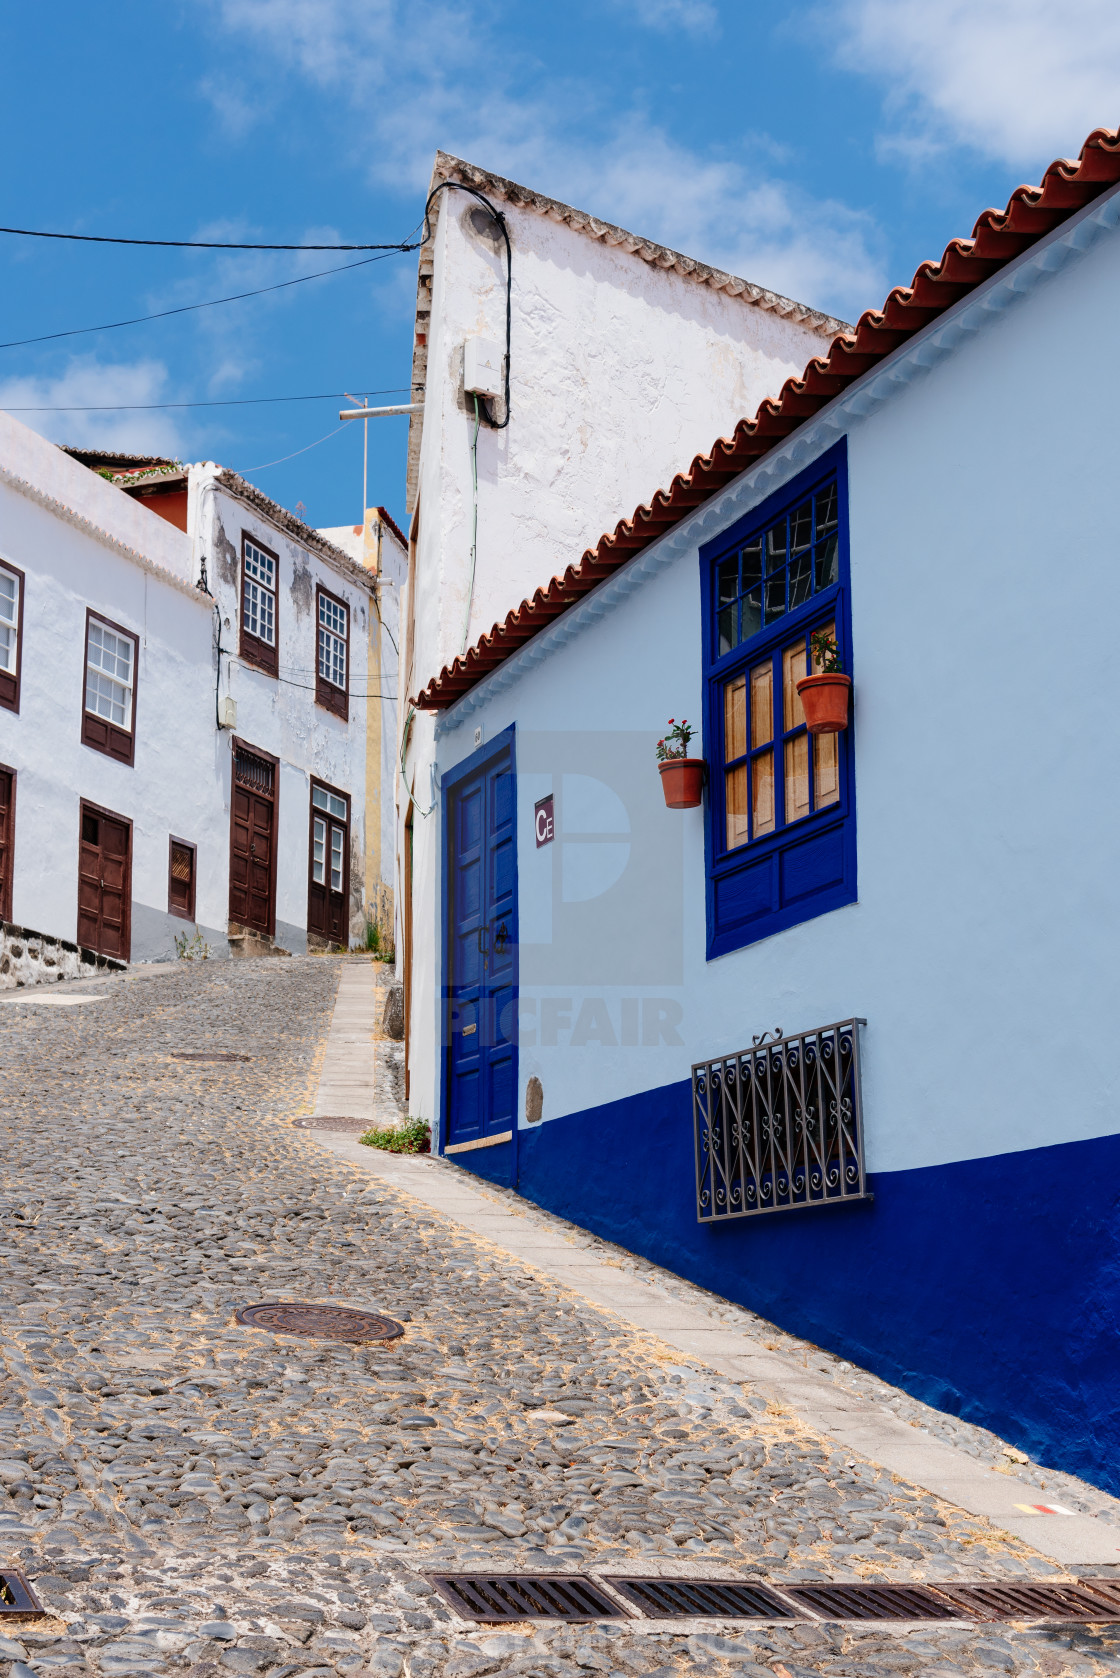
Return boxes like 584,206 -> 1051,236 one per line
782,1583 -> 964,1621
235,1302 -> 405,1342
172,1052 -> 252,1062
0,1570 -> 45,1618
428,1574 -> 629,1622
931,1580 -> 1120,1622
291,1116 -> 371,1132
605,1577 -> 794,1619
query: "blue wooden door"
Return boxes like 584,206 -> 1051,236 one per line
447,744 -> 517,1147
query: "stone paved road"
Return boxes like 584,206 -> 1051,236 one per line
1,958 -> 1118,1678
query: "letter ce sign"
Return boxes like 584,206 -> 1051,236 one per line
534,794 -> 554,848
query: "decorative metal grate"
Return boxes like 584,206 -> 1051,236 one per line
0,1569 -> 45,1618
693,1018 -> 868,1222
234,747 -> 274,794
605,1577 -> 795,1619
428,1574 -> 628,1622
930,1580 -> 1120,1622
782,1582 -> 961,1621
171,1052 -> 251,1063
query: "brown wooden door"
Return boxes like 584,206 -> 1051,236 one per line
307,781 -> 350,946
229,743 -> 277,936
77,804 -> 132,959
0,767 -> 13,921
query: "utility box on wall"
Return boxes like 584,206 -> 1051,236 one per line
463,339 -> 504,400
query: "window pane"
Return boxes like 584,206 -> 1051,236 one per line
724,674 -> 747,763
742,587 -> 762,641
86,622 -> 132,728
782,640 -> 807,731
328,792 -> 347,820
312,786 -> 329,811
0,566 -> 16,675
318,625 -> 346,689
741,538 -> 763,591
764,567 -> 786,624
815,482 -> 838,538
0,624 -> 13,674
319,593 -> 347,638
725,764 -> 750,850
815,532 -> 839,592
717,605 -> 736,656
765,521 -> 786,574
789,549 -> 812,610
312,816 -> 326,884
717,557 -> 738,609
330,827 -> 344,893
785,733 -> 810,824
814,731 -> 840,808
752,751 -> 775,837
749,662 -> 773,749
244,542 -> 275,589
789,500 -> 812,555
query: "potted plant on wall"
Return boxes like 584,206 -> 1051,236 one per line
796,631 -> 852,734
657,718 -> 705,808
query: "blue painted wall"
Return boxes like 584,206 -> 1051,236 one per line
462,1085 -> 1120,1497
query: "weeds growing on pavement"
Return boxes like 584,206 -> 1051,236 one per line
358,1115 -> 430,1153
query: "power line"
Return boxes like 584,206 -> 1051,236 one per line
0,248 -> 405,351
2,387 -> 411,413
0,225 -> 421,252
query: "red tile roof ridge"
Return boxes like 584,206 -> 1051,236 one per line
429,151 -> 850,338
416,124 -> 1120,712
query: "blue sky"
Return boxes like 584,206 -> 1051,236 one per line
1,0 -> 1116,530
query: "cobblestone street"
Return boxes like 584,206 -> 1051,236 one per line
2,958 -> 1120,1678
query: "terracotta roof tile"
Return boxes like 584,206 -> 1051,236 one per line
416,125 -> 1120,712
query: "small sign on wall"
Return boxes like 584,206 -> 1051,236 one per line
534,794 -> 554,848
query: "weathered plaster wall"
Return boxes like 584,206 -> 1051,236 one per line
0,448 -> 220,961
201,474 -> 373,951
403,190 -> 841,1109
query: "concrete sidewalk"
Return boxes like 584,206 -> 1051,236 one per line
312,967 -> 1120,1571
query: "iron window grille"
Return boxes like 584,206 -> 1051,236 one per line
693,1017 -> 868,1222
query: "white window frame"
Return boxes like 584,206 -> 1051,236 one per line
318,591 -> 347,690
243,538 -> 277,648
0,565 -> 19,677
85,618 -> 135,731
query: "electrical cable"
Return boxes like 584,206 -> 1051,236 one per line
237,424 -> 348,473
422,182 -> 511,428
2,387 -> 410,413
0,225 -> 423,251
0,249 -> 402,351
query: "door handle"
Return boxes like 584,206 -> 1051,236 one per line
476,926 -> 489,955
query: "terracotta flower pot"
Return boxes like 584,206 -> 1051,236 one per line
796,673 -> 852,734
659,758 -> 705,808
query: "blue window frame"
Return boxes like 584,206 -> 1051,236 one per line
700,440 -> 856,959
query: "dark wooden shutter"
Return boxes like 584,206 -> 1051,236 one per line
229,746 -> 277,936
169,840 -> 195,920
0,768 -> 13,920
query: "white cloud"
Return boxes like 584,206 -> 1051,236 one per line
0,359 -> 188,456
824,0 -> 1120,168
610,0 -> 719,35
204,0 -> 886,320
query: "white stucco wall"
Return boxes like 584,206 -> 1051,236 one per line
401,188 -> 843,1093
197,471 -> 375,952
415,181 -> 1120,1176
0,422 -> 220,961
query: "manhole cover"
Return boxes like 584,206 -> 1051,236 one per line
172,1052 -> 252,1063
291,1116 -> 371,1131
235,1301 -> 405,1342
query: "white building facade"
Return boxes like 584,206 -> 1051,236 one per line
399,153 -> 847,1094
0,415 -> 387,973
409,129 -> 1120,1495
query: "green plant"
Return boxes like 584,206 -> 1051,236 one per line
810,630 -> 843,674
362,918 -> 381,954
655,717 -> 695,762
358,1116 -> 431,1154
174,929 -> 211,961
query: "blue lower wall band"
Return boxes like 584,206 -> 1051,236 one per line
452,1077 -> 1120,1497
